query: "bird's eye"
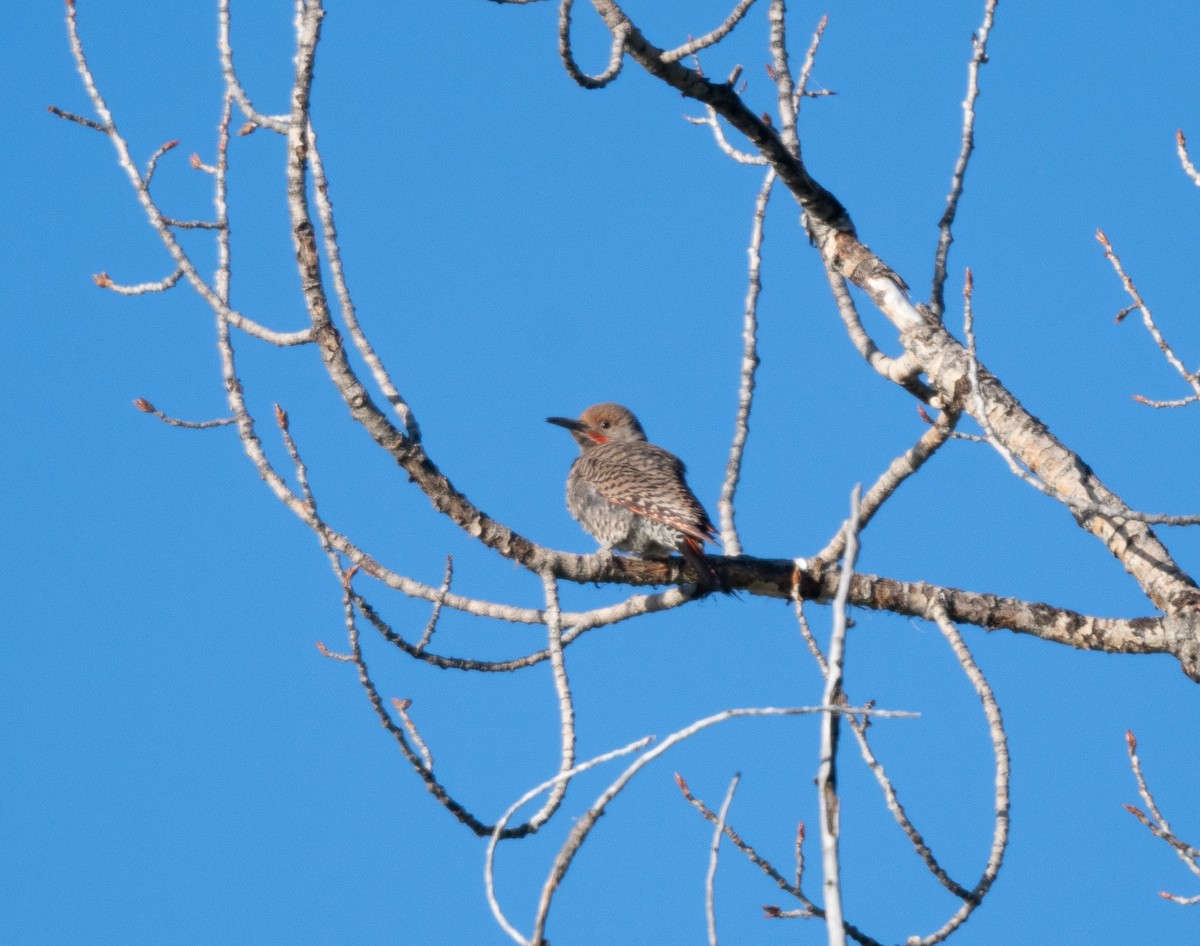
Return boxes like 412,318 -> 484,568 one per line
599,420 -> 610,429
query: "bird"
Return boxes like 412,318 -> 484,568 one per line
546,402 -> 721,587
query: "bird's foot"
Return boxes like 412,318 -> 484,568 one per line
591,547 -> 617,570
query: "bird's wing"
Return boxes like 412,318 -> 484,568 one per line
579,443 -> 718,546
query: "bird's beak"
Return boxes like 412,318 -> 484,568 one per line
546,416 -> 585,433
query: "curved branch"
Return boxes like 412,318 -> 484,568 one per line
559,0 -> 628,89
529,705 -> 913,946
917,602 -> 1010,945
523,572 -> 577,832
218,0 -> 289,133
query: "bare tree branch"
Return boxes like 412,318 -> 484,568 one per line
529,705 -> 914,945
1125,730 -> 1200,905
917,602 -> 1011,944
930,0 -> 998,319
1097,229 -> 1200,408
706,773 -> 741,946
662,0 -> 759,63
719,167 -> 772,553
62,1 -> 312,346
817,486 -> 860,946
558,0 -> 628,88
58,3 -> 1200,942
815,411 -> 958,564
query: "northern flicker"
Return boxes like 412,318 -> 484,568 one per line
547,402 -> 721,587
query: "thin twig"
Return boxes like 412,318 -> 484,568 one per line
524,571 -> 577,833
530,704 -> 913,946
847,708 -> 969,901
917,601 -> 1011,945
161,217 -> 223,230
963,269 -> 1200,525
275,395 -> 512,837
273,405 -> 311,504
686,106 -> 770,164
767,0 -> 798,156
218,0 -> 290,132
1097,229 -> 1200,406
213,90 -> 233,304
677,773 -> 805,905
930,0 -> 998,320
825,269 -> 936,400
662,0 -> 759,63
145,138 -> 180,186
795,580 -> 973,902
486,736 -> 656,946
815,411 -> 958,564
1133,393 -> 1200,409
792,592 -> 828,673
794,15 -> 830,106
64,1 -> 312,346
392,698 -> 435,770
414,556 -> 453,653
93,268 -> 184,295
1177,129 -> 1200,187
47,103 -> 109,133
818,485 -> 861,946
719,167 -> 773,552
308,122 -> 421,440
1125,730 -> 1200,904
133,398 -> 236,429
707,773 -> 741,946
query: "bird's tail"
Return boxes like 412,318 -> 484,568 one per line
679,536 -> 729,593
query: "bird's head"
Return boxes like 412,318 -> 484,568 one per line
547,402 -> 648,449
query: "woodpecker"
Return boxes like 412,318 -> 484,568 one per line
547,402 -> 720,587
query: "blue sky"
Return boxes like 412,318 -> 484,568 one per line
5,2 -> 1200,944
